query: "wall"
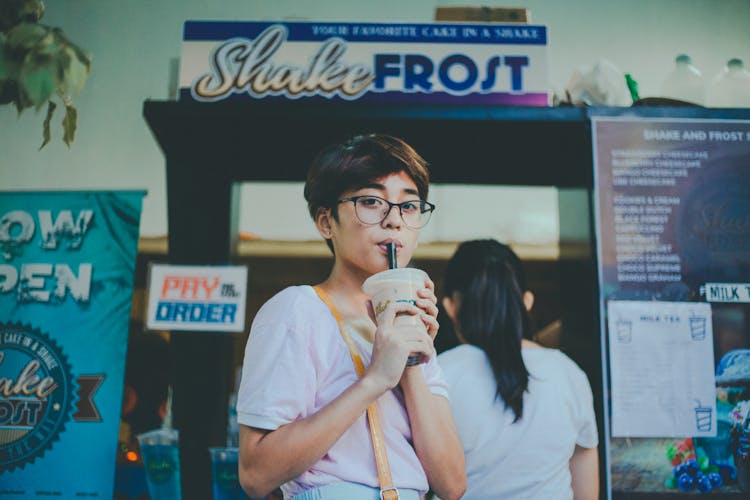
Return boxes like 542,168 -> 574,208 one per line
2,0 -> 749,238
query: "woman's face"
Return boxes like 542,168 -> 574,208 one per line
328,171 -> 422,278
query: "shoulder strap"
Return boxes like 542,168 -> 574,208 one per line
312,285 -> 400,500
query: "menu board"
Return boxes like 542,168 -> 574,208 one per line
592,115 -> 750,496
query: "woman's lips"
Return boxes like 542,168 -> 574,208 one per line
377,241 -> 401,253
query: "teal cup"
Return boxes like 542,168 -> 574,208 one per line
137,428 -> 182,500
210,447 -> 247,499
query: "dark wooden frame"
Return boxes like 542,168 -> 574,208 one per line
143,100 -> 748,499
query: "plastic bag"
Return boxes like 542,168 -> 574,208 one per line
564,58 -> 632,106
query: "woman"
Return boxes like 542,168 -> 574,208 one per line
237,134 -> 466,500
438,239 -> 598,500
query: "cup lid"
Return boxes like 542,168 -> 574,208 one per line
362,268 -> 428,293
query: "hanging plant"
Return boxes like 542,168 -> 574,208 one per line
0,0 -> 92,149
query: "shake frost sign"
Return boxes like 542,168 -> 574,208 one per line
180,21 -> 549,105
0,191 -> 143,498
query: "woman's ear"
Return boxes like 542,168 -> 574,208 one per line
523,290 -> 535,312
442,295 -> 457,323
314,207 -> 333,239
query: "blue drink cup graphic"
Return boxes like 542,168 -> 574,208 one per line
695,402 -> 713,432
137,429 -> 182,500
615,319 -> 632,343
690,316 -> 707,341
210,447 -> 246,500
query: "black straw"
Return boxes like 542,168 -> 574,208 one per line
387,242 -> 397,269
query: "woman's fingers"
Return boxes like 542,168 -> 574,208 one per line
415,297 -> 438,318
421,312 -> 439,339
378,301 -> 421,326
402,336 -> 435,362
417,286 -> 437,305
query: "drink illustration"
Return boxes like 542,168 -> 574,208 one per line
689,314 -> 707,341
615,319 -> 632,343
695,400 -> 713,432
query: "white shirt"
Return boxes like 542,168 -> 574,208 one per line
237,286 -> 449,499
438,344 -> 598,500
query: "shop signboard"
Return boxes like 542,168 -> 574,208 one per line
146,264 -> 248,332
179,20 -> 548,105
0,191 -> 144,498
591,114 -> 750,496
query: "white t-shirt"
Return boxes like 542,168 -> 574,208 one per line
237,286 -> 449,499
438,344 -> 598,500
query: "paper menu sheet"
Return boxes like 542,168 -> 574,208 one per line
607,300 -> 716,437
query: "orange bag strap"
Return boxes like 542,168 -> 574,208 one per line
312,285 -> 400,500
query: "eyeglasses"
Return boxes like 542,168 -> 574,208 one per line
338,195 -> 435,229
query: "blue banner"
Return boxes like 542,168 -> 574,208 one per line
0,191 -> 144,498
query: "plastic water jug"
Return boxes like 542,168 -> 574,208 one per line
660,54 -> 706,105
706,58 -> 750,108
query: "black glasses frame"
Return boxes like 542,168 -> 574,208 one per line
337,195 -> 436,229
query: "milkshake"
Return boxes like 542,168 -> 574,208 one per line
362,267 -> 429,365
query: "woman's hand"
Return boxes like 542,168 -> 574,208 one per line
416,277 -> 439,339
365,300 -> 434,391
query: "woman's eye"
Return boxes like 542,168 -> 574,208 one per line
359,197 -> 382,208
401,201 -> 419,213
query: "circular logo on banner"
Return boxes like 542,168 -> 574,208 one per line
677,171 -> 750,286
0,322 -> 76,473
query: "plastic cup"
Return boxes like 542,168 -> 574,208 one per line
137,428 -> 182,500
362,267 -> 429,365
209,447 -> 246,500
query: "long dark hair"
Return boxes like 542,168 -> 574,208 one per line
443,239 -> 533,422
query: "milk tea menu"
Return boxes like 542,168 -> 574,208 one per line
592,115 -> 750,496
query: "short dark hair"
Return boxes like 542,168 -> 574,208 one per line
304,134 -> 430,252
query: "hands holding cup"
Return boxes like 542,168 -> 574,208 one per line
363,268 -> 438,390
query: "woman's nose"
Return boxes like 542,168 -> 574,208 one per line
381,203 -> 403,228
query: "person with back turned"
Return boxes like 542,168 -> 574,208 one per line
438,239 -> 598,500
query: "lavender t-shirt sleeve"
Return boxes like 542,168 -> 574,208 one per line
237,291 -> 317,430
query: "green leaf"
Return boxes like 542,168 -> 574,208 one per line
0,79 -> 18,103
39,98 -> 55,150
0,46 -> 20,80
13,90 -> 28,114
61,103 -> 76,147
18,56 -> 56,107
71,44 -> 92,72
0,33 -> 20,82
58,45 -> 89,97
0,1 -> 44,32
5,22 -> 49,54
20,0 -> 45,23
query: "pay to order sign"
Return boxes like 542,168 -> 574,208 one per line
147,264 -> 248,332
179,20 -> 549,105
